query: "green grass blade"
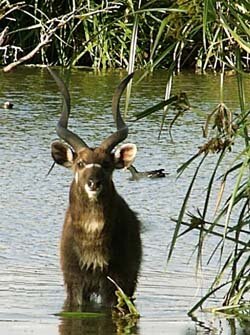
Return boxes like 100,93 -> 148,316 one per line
224,156 -> 248,239
150,16 -> 170,61
202,150 -> 226,221
107,276 -> 140,317
125,0 -> 141,117
176,152 -> 201,177
134,96 -> 178,121
188,281 -> 230,316
220,14 -> 250,53
55,311 -> 105,319
168,154 -> 207,262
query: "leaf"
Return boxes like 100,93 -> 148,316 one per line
220,14 -> 250,54
188,281 -> 230,316
168,154 -> 207,262
125,0 -> 141,117
55,311 -> 105,319
107,276 -> 140,317
134,96 -> 178,121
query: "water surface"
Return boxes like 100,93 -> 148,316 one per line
0,68 -> 249,335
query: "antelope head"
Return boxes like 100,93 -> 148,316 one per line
49,69 -> 137,201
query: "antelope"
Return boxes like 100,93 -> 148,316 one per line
48,68 -> 142,309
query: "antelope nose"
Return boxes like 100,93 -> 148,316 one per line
87,179 -> 101,191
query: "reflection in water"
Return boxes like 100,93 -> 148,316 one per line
58,311 -> 138,335
0,68 -> 249,335
59,317 -> 113,335
58,300 -> 139,335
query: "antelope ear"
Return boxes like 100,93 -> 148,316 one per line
114,143 -> 137,169
51,141 -> 75,168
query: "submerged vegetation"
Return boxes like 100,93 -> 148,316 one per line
1,0 -> 249,320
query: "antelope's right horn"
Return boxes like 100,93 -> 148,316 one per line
48,67 -> 88,151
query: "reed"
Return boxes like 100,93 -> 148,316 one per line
166,47 -> 250,321
1,1 -> 249,72
125,0 -> 250,317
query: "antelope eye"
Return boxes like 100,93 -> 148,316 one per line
77,161 -> 85,168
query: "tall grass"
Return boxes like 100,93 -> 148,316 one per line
127,0 -> 250,317
164,1 -> 250,316
1,1 -> 249,72
0,1 -> 188,69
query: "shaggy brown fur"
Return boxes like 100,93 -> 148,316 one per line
52,144 -> 142,309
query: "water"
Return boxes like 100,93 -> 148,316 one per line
0,68 -> 249,335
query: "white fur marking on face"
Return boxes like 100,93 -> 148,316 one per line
75,172 -> 79,184
84,163 -> 102,169
84,184 -> 102,201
